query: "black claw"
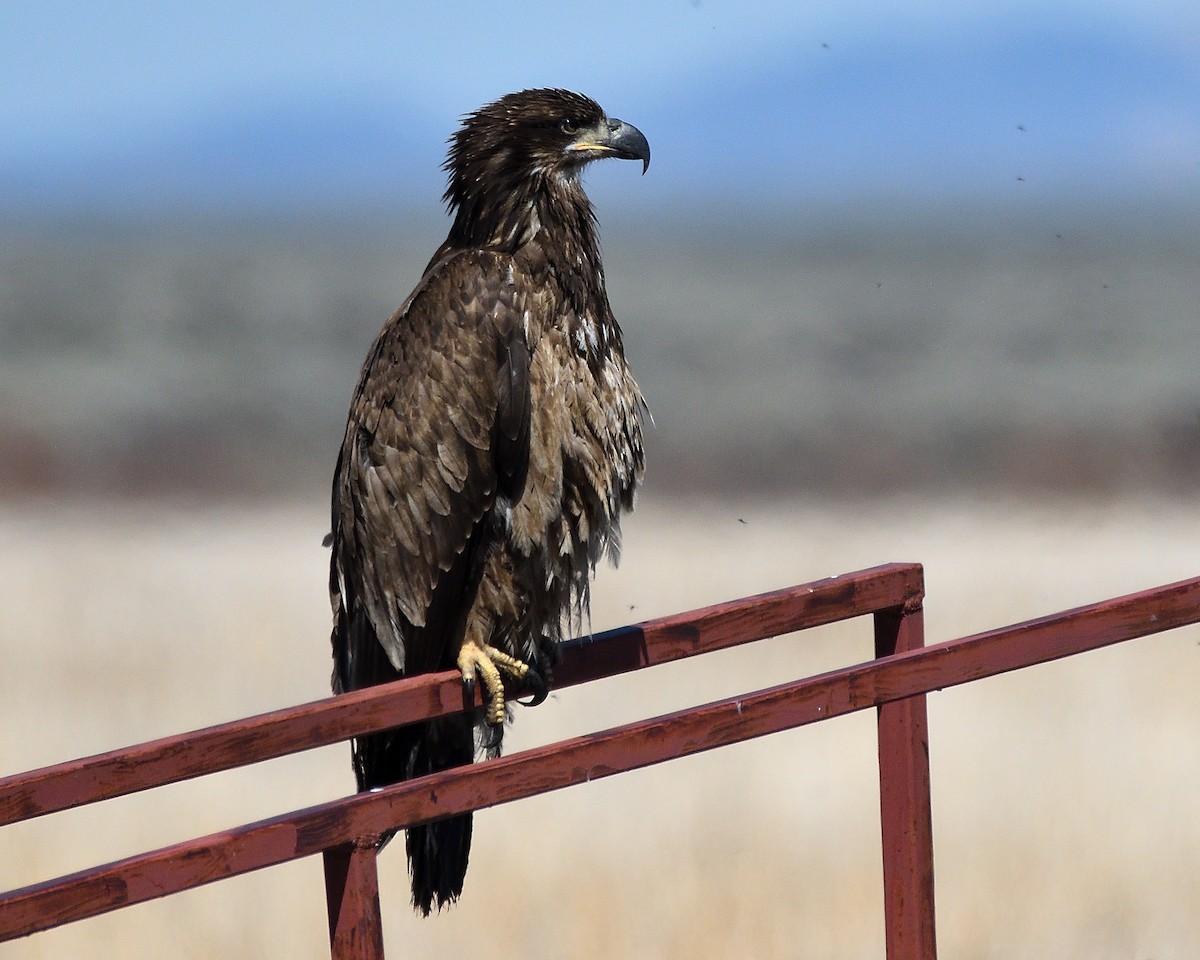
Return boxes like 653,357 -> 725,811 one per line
461,675 -> 476,709
517,665 -> 549,708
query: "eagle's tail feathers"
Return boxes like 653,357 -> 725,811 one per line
353,717 -> 475,916
405,728 -> 474,915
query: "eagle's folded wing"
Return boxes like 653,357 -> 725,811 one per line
331,250 -> 532,679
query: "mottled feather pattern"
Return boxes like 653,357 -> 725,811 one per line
328,88 -> 648,914
333,249 -> 530,671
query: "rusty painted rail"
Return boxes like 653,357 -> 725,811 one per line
3,562 -> 1199,960
0,562 -> 919,827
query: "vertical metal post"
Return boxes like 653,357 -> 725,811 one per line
324,841 -> 386,960
874,603 -> 937,960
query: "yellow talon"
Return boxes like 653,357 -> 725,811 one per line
456,641 -> 529,726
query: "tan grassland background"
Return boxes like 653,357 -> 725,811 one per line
4,494 -> 1199,959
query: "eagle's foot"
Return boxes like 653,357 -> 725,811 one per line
457,641 -> 530,727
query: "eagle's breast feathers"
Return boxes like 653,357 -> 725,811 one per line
332,240 -> 644,682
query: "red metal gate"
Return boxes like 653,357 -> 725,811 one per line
3,562 -> 1199,959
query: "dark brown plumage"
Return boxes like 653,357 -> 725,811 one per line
327,88 -> 649,914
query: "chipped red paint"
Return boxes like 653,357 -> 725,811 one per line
876,603 -> 937,960
0,563 -> 923,827
324,842 -> 386,960
3,564 -> 1199,960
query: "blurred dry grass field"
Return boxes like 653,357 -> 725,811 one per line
3,495 -> 1199,959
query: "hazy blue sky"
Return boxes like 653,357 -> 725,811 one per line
4,2 -> 1196,141
3,1 -> 1198,214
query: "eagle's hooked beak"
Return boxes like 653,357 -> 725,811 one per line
570,118 -> 651,174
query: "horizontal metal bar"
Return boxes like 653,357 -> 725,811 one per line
0,563 -> 923,827
4,569 -> 1196,942
0,659 -> 885,939
889,570 -> 1200,691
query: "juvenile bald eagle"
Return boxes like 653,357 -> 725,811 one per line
327,89 -> 650,914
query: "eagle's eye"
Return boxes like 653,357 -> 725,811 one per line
559,117 -> 580,135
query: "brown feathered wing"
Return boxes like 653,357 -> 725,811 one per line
327,248 -> 531,913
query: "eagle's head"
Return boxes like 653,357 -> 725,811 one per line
443,89 -> 650,236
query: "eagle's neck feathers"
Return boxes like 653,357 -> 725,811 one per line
443,171 -> 612,333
